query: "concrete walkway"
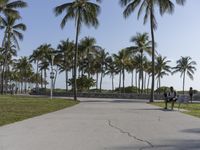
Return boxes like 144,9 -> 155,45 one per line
0,98 -> 200,150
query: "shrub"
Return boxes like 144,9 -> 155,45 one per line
69,76 -> 96,92
115,86 -> 138,93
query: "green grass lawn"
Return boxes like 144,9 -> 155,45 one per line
0,95 -> 79,126
152,102 -> 200,118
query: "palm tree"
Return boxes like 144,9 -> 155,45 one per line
38,44 -> 53,89
105,56 -> 118,91
0,0 -> 27,19
126,56 -> 136,88
57,39 -> 74,92
173,56 -> 196,94
134,54 -> 148,93
120,0 -> 186,102
13,57 -> 33,93
90,49 -> 102,89
54,0 -> 101,100
155,55 -> 171,91
79,36 -> 96,78
113,49 -> 131,93
0,15 -> 26,94
96,48 -> 109,92
129,32 -> 152,93
29,48 -> 42,91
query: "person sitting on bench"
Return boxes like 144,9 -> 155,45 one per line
164,86 -> 177,110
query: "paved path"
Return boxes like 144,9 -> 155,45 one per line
0,98 -> 200,150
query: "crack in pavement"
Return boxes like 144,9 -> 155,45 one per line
107,120 -> 154,150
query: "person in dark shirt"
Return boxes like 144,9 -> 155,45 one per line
189,87 -> 193,103
164,86 -> 177,110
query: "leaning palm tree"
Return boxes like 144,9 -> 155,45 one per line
173,56 -> 196,95
54,0 -> 101,100
120,0 -> 186,102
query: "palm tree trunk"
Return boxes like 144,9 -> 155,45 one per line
41,70 -> 43,88
0,65 -> 2,93
183,71 -> 186,94
112,73 -> 114,91
1,64 -> 5,94
138,74 -> 141,93
141,52 -> 144,94
44,69 -> 47,91
123,67 -> 125,93
78,67 -> 81,77
25,79 -> 27,94
150,7 -> 155,102
100,71 -> 103,92
21,81 -> 23,93
135,70 -> 138,93
36,61 -> 39,93
73,11 -> 80,101
119,71 -> 122,92
144,72 -> 147,93
159,77 -> 161,91
96,73 -> 98,89
5,66 -> 8,94
147,74 -> 150,94
65,69 -> 68,92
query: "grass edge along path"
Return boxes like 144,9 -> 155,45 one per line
0,95 -> 79,127
151,102 -> 200,118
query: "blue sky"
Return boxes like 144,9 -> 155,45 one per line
4,0 -> 200,91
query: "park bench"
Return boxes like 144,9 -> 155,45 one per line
177,95 -> 190,110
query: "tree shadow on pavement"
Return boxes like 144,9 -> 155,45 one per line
181,128 -> 200,134
109,139 -> 200,150
80,99 -> 147,103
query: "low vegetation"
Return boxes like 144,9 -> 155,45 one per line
0,96 -> 79,126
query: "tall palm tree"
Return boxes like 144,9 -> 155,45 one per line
105,56 -> 117,91
120,0 -> 186,102
0,15 -> 26,94
57,39 -> 74,92
96,48 -> 109,92
126,56 -> 136,88
54,0 -> 101,100
113,48 -> 131,93
130,32 -> 152,93
13,57 -> 33,93
155,55 -> 171,91
173,56 -> 196,94
134,54 -> 148,93
38,44 -> 53,89
29,48 -> 42,91
79,36 -> 96,78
